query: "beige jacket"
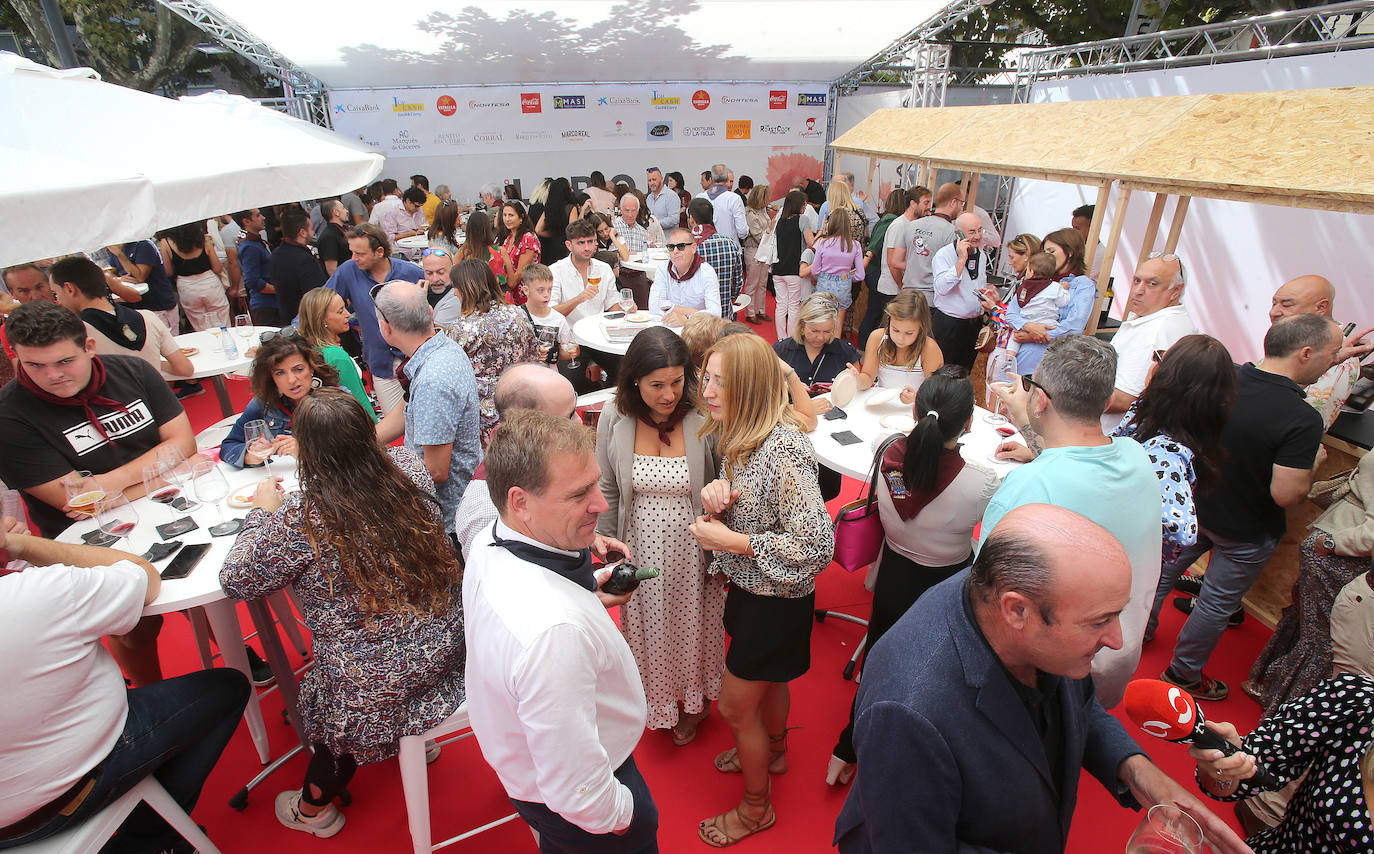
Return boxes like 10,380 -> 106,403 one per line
1311,450 -> 1374,557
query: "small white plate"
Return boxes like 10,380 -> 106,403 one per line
880,414 -> 916,432
866,387 -> 904,409
830,371 -> 857,408
626,312 -> 653,323
227,486 -> 257,509
181,346 -> 199,357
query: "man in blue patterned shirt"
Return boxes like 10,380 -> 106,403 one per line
686,198 -> 743,318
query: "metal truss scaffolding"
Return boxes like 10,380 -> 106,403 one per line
154,0 -> 332,126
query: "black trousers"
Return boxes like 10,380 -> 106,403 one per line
931,308 -> 981,370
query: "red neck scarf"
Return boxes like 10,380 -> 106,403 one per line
1016,276 -> 1056,307
691,223 -> 717,243
879,441 -> 966,521
16,355 -> 130,441
668,253 -> 703,282
639,405 -> 689,447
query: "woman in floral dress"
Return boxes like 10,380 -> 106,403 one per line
221,387 -> 463,839
495,199 -> 541,304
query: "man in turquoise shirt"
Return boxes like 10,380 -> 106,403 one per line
983,336 -> 1162,709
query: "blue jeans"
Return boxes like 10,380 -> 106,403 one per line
0,668 -> 250,851
1148,527 -> 1280,683
510,756 -> 658,854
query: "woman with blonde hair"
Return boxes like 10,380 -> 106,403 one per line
296,287 -> 375,419
741,185 -> 772,324
690,334 -> 834,846
1004,226 -> 1095,374
849,288 -> 944,403
981,233 -> 1043,394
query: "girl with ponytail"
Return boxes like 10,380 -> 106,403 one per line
825,365 -> 1000,787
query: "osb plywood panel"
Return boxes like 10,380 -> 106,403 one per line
829,107 -> 970,161
1116,86 -> 1374,212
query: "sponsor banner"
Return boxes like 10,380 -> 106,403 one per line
327,84 -> 830,155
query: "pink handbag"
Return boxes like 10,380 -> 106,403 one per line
832,435 -> 901,573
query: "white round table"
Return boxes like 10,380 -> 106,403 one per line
810,386 -> 1028,481
57,455 -> 302,764
167,326 -> 276,417
622,251 -> 665,282
571,311 -> 680,357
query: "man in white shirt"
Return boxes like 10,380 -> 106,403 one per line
930,212 -> 990,370
380,187 -> 428,248
695,164 -> 748,244
643,167 -> 680,229
1101,254 -> 1197,432
551,218 -> 620,327
649,228 -> 722,322
0,528 -> 248,849
367,178 -> 403,225
463,409 -> 656,849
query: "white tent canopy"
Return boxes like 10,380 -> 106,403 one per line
210,0 -> 949,88
0,52 -> 383,267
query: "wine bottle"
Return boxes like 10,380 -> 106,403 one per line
599,561 -> 660,595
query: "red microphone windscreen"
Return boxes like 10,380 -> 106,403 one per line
1123,679 -> 1200,741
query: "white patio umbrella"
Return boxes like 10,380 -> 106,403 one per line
0,51 -> 383,267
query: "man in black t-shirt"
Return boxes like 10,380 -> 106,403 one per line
1147,313 -> 1342,701
0,301 -> 199,686
315,200 -> 351,277
269,207 -> 326,326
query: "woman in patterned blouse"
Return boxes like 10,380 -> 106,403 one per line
495,199 -> 541,303
438,259 -> 540,445
689,333 -> 835,847
220,387 -> 464,839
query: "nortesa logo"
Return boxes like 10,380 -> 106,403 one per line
769,91 -> 787,109
691,90 -> 710,110
726,120 -> 751,140
553,94 -> 586,109
468,99 -> 511,109
520,93 -> 541,113
436,95 -> 457,116
796,92 -> 827,107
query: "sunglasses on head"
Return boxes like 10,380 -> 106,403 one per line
421,247 -> 449,258
1151,348 -> 1167,364
666,242 -> 693,251
1020,374 -> 1052,399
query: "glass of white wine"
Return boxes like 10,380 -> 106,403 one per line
158,446 -> 199,509
234,314 -> 254,344
1125,804 -> 1202,854
536,327 -> 558,365
192,460 -> 240,536
619,288 -> 637,314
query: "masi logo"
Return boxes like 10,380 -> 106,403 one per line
468,99 -> 512,109
473,132 -> 504,143
553,94 -> 586,109
646,121 -> 673,140
758,123 -> 790,135
683,125 -> 716,138
796,92 -> 827,107
333,102 -> 379,114
768,91 -> 787,109
561,129 -> 590,140
392,96 -> 424,115
520,93 -> 541,113
651,90 -> 681,108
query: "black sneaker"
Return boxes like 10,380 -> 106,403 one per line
1161,667 -> 1229,702
245,646 -> 276,687
1172,595 -> 1246,626
174,382 -> 206,399
1173,573 -> 1204,597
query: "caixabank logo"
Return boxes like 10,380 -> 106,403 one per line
520,93 -> 541,113
553,94 -> 586,109
392,96 -> 424,116
333,102 -> 379,115
796,92 -> 827,107
646,121 -> 673,141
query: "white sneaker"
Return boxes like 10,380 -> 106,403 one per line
275,790 -> 346,838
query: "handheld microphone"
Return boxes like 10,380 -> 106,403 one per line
1122,679 -> 1279,790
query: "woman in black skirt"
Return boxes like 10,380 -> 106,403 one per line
689,333 -> 834,846
825,366 -> 999,786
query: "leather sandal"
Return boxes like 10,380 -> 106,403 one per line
671,710 -> 709,747
712,740 -> 788,775
698,785 -> 776,847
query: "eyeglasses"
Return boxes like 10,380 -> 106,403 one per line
666,242 -> 693,251
259,326 -> 301,343
1145,251 -> 1187,287
1151,348 -> 1167,364
421,247 -> 449,257
1021,374 -> 1052,399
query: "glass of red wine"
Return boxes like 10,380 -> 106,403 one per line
144,464 -> 180,520
96,494 -> 139,542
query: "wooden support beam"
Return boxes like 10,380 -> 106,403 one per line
961,172 -> 973,202
1082,182 -> 1112,271
1163,196 -> 1191,253
865,157 -> 877,202
1140,192 -> 1169,258
966,172 -> 980,209
1087,185 -> 1133,335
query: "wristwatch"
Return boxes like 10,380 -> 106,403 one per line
1324,535 -> 1337,552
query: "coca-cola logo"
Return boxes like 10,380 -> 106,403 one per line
691,89 -> 710,110
769,90 -> 787,109
520,93 -> 541,113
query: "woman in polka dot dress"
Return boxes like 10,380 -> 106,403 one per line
595,326 -> 725,745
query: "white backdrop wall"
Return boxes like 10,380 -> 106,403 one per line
1001,49 -> 1374,363
328,83 -> 831,202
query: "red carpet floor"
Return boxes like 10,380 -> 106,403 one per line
162,303 -> 1268,853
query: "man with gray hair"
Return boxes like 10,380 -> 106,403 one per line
695,163 -> 747,244
477,183 -> 502,212
930,212 -> 990,370
986,335 -> 1162,708
374,281 -> 480,538
834,504 -> 1249,854
1100,253 -> 1196,432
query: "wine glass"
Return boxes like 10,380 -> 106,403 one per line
234,314 -> 254,343
658,301 -> 678,326
536,327 -> 558,364
191,460 -> 239,536
143,464 -> 180,520
561,341 -> 580,370
63,470 -> 105,518
96,494 -> 139,541
619,288 -> 637,314
1125,804 -> 1203,854
157,447 -> 199,509
587,273 -> 602,305
243,419 -> 274,475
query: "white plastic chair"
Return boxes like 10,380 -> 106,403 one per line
396,704 -> 525,853
7,776 -> 220,854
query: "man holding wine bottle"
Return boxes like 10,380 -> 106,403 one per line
464,410 -> 658,851
0,300 -> 198,686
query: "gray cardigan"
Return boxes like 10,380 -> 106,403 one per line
595,399 -> 719,569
